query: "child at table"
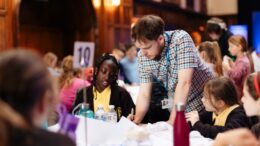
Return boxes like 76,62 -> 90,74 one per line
186,76 -> 250,139
213,72 -> 260,146
71,53 -> 135,120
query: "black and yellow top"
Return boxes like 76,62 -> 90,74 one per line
72,85 -> 135,121
191,106 -> 250,139
92,86 -> 111,112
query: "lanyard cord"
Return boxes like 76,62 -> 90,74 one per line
153,32 -> 171,92
165,32 -> 171,90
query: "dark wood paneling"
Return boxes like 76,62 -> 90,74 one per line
0,0 -> 19,51
0,0 -> 7,14
19,0 -> 96,58
19,25 -> 63,57
133,0 -> 237,43
95,0 -> 133,56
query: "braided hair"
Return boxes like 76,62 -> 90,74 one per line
93,53 -> 119,87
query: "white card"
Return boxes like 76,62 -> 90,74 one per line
161,98 -> 173,110
73,41 -> 95,68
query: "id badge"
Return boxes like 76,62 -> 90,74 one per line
161,98 -> 173,110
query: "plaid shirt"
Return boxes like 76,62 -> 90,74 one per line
138,30 -> 213,112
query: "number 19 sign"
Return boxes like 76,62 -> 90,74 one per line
73,41 -> 95,68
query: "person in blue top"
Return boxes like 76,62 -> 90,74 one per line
120,43 -> 140,85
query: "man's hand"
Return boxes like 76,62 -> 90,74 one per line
134,82 -> 152,124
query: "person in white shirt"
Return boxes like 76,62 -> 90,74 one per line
252,50 -> 260,71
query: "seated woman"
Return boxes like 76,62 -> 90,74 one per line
186,76 -> 250,139
0,50 -> 75,146
71,53 -> 135,120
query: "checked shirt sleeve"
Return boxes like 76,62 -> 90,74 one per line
174,31 -> 198,70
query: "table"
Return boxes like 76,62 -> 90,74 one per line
48,117 -> 213,146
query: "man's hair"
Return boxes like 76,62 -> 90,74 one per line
131,15 -> 165,42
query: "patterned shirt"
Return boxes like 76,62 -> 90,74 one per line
138,30 -> 213,112
227,55 -> 251,98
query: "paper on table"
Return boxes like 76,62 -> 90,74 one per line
75,116 -> 137,146
105,116 -> 138,144
76,117 -> 116,145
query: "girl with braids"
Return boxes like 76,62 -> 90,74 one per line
0,50 -> 75,146
71,53 -> 135,120
59,55 -> 90,112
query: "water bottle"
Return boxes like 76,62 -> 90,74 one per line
95,104 -> 107,121
106,105 -> 117,124
78,103 -> 94,118
173,102 -> 189,146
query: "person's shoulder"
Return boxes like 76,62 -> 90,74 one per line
233,105 -> 245,111
77,85 -> 92,94
229,106 -> 246,116
120,57 -> 128,64
167,30 -> 189,37
113,85 -> 132,96
226,30 -> 233,37
32,128 -> 76,146
166,30 -> 191,44
236,56 -> 250,65
113,85 -> 127,92
74,78 -> 90,86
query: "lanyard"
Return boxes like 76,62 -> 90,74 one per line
153,32 -> 171,92
164,32 -> 171,90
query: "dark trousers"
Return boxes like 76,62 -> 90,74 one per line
141,106 -> 170,124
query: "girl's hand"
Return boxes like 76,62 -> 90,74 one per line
127,108 -> 135,121
127,114 -> 135,121
185,111 -> 199,126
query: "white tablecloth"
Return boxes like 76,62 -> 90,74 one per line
48,117 -> 213,146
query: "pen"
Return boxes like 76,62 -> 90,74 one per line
131,108 -> 134,115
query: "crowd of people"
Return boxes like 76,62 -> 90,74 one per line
1,14 -> 260,146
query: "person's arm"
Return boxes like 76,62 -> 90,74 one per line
120,87 -> 136,117
168,68 -> 193,124
213,129 -> 258,146
133,82 -> 152,124
191,107 -> 250,139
